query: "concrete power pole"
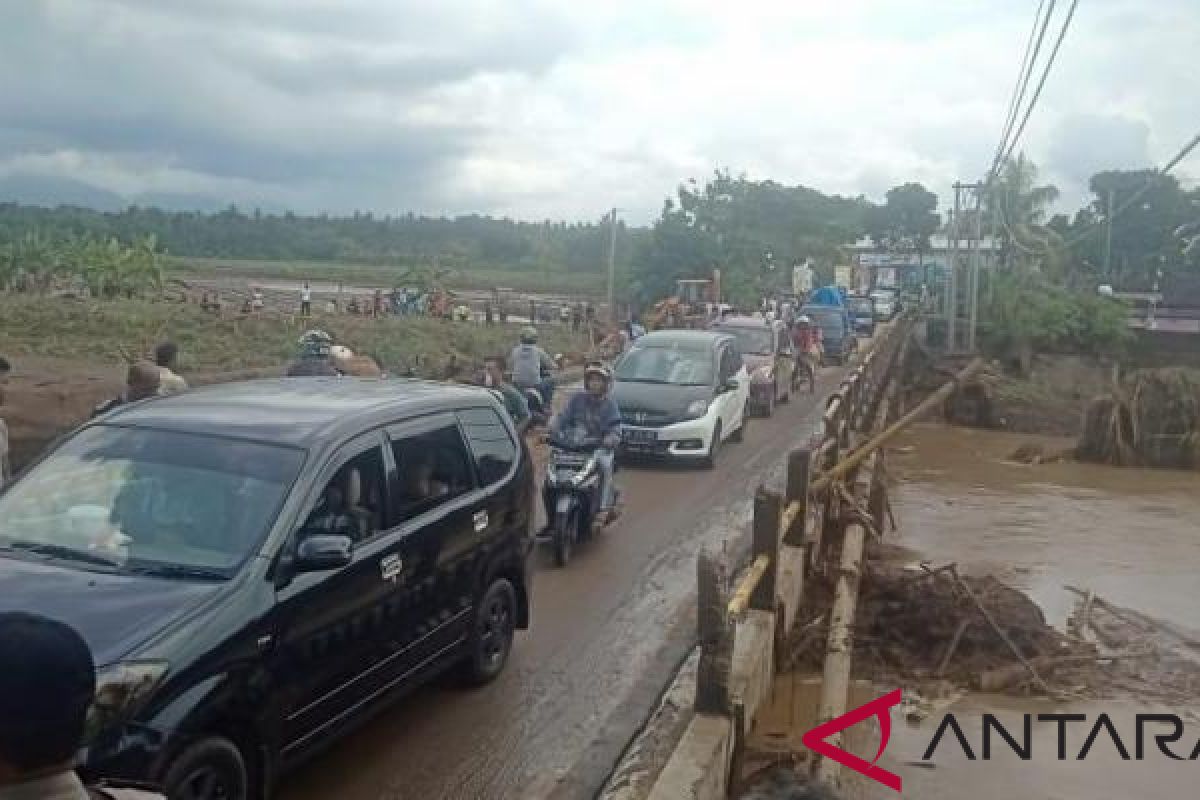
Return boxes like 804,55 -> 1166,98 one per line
967,183 -> 984,352
607,207 -> 619,324
947,183 -> 962,351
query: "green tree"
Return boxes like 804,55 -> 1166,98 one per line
866,182 -> 940,263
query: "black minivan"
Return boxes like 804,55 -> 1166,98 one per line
0,379 -> 534,800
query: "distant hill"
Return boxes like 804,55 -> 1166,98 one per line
0,174 -> 126,212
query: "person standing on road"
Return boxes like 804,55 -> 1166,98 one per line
482,355 -> 531,433
0,612 -> 164,799
300,282 -> 312,316
153,342 -> 188,395
510,327 -> 557,406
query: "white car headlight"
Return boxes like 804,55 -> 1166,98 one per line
85,661 -> 169,740
685,399 -> 710,419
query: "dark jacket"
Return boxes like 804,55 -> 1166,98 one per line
553,391 -> 622,441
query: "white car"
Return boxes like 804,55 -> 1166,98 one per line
612,330 -> 751,468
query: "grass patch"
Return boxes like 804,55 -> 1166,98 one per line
0,294 -> 590,375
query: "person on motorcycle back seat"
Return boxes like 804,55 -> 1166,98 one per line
792,315 -> 821,355
287,330 -> 340,377
510,326 -> 557,406
551,362 -> 622,522
483,355 -> 531,433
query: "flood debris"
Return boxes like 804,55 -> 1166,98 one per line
1077,368 -> 1200,469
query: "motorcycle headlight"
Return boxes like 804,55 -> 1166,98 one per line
685,399 -> 710,419
84,661 -> 169,740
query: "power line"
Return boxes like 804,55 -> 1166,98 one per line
988,0 -> 1054,182
1060,128 -> 1200,250
998,0 -> 1081,168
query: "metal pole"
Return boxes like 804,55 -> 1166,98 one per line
607,207 -> 618,325
968,183 -> 984,352
947,183 -> 962,351
1104,188 -> 1115,277
985,184 -> 999,309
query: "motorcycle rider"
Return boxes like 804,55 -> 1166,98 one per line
792,315 -> 821,392
510,326 -> 557,409
286,330 -> 340,377
551,362 -> 622,523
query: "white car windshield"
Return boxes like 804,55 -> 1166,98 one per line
0,425 -> 304,578
615,345 -> 714,386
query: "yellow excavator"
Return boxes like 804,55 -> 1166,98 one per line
645,269 -> 722,330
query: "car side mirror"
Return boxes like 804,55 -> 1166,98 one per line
294,534 -> 353,573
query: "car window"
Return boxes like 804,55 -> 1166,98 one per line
719,344 -> 740,380
0,425 -> 303,576
297,443 -> 388,546
715,326 -> 773,356
458,407 -> 517,486
390,423 -> 475,523
614,344 -> 714,386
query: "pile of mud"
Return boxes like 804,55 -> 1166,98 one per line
851,566 -> 1078,691
789,564 -> 1200,703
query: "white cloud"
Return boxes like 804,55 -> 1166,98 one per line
1,0 -> 1196,221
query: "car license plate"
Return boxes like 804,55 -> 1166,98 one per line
625,428 -> 657,445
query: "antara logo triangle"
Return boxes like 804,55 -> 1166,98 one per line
801,688 -> 904,792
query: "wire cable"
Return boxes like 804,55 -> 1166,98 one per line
998,0 -> 1081,168
988,0 -> 1054,182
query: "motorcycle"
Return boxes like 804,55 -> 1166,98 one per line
537,430 -> 619,567
515,354 -> 563,428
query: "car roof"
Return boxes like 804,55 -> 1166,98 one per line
635,329 -> 732,349
713,316 -> 779,330
97,378 -> 499,448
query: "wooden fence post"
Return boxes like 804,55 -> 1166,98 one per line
750,489 -> 782,612
695,549 -> 733,714
784,448 -> 812,546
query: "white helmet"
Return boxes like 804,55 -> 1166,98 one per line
797,315 -> 812,325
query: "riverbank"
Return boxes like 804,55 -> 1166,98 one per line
863,421 -> 1200,799
0,294 -> 591,470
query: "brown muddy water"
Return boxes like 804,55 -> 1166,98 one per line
866,422 -> 1200,800
889,423 -> 1200,631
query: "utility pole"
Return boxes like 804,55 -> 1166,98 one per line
967,183 -> 984,352
947,183 -> 962,351
607,207 -> 619,324
1103,187 -> 1115,277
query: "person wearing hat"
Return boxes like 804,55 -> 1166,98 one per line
551,362 -> 622,522
0,612 -> 163,799
286,330 -> 340,377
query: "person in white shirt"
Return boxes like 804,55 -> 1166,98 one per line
300,282 -> 312,316
153,343 -> 187,395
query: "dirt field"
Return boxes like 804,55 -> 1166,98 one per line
0,294 -> 591,471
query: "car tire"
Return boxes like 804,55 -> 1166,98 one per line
703,421 -> 722,469
464,578 -> 518,685
162,736 -> 249,800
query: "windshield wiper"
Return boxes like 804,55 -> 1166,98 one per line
3,541 -> 122,569
126,563 -> 229,582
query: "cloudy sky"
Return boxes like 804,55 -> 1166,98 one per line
1,0 -> 1196,222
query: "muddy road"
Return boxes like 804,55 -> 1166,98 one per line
277,370 -> 846,800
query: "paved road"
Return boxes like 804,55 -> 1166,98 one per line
278,367 -> 848,800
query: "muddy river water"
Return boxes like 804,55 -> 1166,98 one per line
866,423 -> 1200,800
